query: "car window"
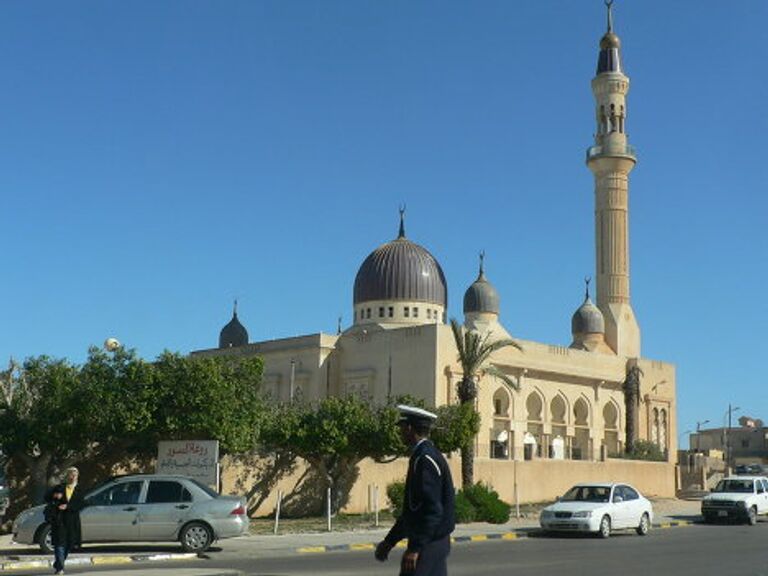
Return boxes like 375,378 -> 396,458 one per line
562,486 -> 610,503
88,481 -> 143,506
612,486 -> 625,502
622,486 -> 639,500
713,479 -> 754,493
146,481 -> 192,504
758,481 -> 766,494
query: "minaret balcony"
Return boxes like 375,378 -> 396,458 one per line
586,143 -> 636,162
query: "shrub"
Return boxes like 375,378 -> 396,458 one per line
454,491 -> 476,523
459,483 -> 511,524
616,440 -> 667,462
386,481 -> 405,518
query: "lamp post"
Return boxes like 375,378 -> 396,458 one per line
695,419 -> 710,453
723,405 -> 741,468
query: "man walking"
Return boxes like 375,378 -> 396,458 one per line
45,467 -> 85,574
375,405 -> 455,576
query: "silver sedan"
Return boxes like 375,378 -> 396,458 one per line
12,474 -> 248,553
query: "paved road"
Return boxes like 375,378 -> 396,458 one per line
8,522 -> 768,576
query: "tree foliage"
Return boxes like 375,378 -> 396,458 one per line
0,348 -> 263,515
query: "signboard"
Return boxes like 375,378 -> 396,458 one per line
156,440 -> 219,487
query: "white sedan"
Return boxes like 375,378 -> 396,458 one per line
539,483 -> 653,538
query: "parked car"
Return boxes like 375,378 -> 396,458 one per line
701,476 -> 768,525
539,483 -> 653,538
734,464 -> 768,476
12,474 -> 248,553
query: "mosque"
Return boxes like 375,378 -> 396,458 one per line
194,3 -> 677,500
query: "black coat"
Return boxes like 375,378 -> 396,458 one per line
45,484 -> 85,548
384,439 -> 456,552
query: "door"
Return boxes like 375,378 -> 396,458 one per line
621,485 -> 644,527
80,480 -> 144,542
138,480 -> 194,540
758,479 -> 768,514
610,486 -> 632,528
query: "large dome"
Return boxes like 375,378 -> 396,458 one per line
353,218 -> 447,307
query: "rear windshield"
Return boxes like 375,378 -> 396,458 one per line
189,479 -> 220,498
713,479 -> 753,493
561,486 -> 610,503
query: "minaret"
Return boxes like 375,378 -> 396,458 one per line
586,1 -> 640,357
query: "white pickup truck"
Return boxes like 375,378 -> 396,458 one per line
701,476 -> 768,525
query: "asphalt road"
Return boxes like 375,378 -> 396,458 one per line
9,523 -> 768,576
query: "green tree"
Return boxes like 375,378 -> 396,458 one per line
259,396 -> 403,515
450,318 -> 522,489
0,348 -> 264,513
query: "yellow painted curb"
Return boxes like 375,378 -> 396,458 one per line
350,543 -> 375,551
297,546 -> 327,554
1,560 -> 50,571
91,555 -> 134,565
395,541 -> 407,549
469,535 -> 488,542
501,533 -> 519,540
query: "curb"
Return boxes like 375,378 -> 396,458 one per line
295,521 -> 694,554
0,551 -> 196,572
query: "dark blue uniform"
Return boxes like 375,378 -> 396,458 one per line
385,439 -> 455,576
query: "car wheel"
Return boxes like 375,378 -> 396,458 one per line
180,521 -> 213,553
747,506 -> 758,526
37,524 -> 53,554
636,512 -> 650,536
598,515 -> 611,539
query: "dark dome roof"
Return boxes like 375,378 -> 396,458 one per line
463,256 -> 500,315
219,307 -> 248,348
353,219 -> 447,307
571,295 -> 605,335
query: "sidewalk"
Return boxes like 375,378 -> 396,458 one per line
0,499 -> 701,571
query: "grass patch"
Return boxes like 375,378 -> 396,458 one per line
250,511 -> 396,535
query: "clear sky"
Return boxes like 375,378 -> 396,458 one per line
1,1 -> 765,446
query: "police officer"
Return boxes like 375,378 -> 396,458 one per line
375,405 -> 455,576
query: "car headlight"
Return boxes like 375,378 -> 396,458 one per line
572,511 -> 592,518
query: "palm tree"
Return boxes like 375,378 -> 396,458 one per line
450,318 -> 523,488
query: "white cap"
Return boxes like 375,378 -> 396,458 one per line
397,404 -> 438,425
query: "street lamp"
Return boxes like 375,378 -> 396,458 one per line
695,419 -> 710,453
723,405 -> 741,468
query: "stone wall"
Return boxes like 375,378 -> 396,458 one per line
221,454 -> 676,516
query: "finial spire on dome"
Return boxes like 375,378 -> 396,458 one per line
398,205 -> 406,238
606,0 -> 614,33
478,251 -> 486,279
233,298 -> 239,317
584,277 -> 592,301
337,315 -> 342,335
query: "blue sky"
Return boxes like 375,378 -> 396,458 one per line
1,1 -> 765,445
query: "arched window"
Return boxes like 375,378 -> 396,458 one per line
526,392 -> 544,458
603,402 -> 620,457
573,398 -> 591,460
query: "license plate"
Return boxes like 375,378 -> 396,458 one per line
718,510 -> 728,517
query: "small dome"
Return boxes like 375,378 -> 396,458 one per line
353,214 -> 447,307
219,303 -> 248,348
463,253 -> 500,315
599,32 -> 621,50
571,290 -> 605,335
